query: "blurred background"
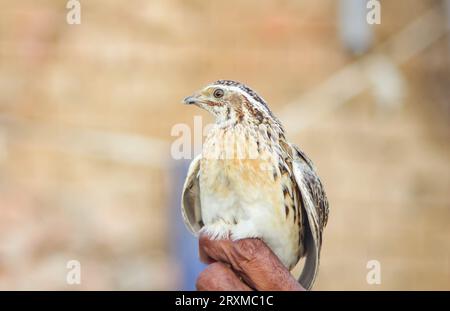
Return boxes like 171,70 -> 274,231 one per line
0,0 -> 449,290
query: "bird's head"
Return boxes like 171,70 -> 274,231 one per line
183,80 -> 281,127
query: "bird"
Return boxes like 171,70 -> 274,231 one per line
181,80 -> 329,290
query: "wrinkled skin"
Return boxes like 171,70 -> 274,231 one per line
196,234 -> 305,291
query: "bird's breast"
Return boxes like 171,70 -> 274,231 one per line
199,127 -> 283,208
197,127 -> 301,269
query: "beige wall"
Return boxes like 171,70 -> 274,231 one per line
0,0 -> 448,290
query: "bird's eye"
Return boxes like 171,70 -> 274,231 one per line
213,88 -> 224,98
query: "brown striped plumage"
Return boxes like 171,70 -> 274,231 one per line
181,80 -> 329,290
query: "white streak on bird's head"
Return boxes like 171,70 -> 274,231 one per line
183,80 -> 283,130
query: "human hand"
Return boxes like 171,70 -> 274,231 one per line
196,234 -> 305,291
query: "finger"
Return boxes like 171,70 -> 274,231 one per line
233,239 -> 303,291
199,234 -> 235,263
196,262 -> 252,291
199,234 -> 304,291
199,242 -> 215,264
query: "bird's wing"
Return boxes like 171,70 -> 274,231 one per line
291,144 -> 329,290
181,154 -> 203,236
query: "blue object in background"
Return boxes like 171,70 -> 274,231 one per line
339,0 -> 374,54
170,159 -> 206,290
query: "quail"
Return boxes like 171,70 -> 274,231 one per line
181,80 -> 329,290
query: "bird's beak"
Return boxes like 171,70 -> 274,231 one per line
183,94 -> 201,105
